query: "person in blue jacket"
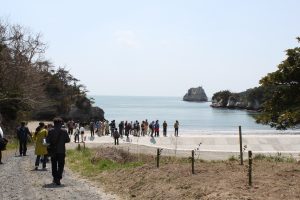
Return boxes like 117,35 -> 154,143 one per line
16,122 -> 31,156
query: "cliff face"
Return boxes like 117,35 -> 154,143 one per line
210,87 -> 273,111
31,104 -> 105,122
183,87 -> 208,102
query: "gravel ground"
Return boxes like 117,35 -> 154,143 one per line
0,149 -> 119,200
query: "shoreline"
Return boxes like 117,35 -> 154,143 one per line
66,134 -> 300,160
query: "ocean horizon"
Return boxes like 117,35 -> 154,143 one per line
92,95 -> 299,135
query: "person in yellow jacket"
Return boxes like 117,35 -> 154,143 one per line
33,122 -> 48,170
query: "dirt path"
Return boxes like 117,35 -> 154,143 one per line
0,149 -> 119,200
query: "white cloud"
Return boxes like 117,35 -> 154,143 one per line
114,30 -> 139,48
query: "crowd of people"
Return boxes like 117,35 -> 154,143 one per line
0,118 -> 70,186
65,119 -> 180,140
0,118 -> 180,185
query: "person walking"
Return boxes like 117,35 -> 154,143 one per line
174,120 -> 179,137
67,120 -> 74,135
163,121 -> 168,137
46,118 -> 70,185
33,122 -> 48,170
16,122 -> 31,156
0,121 -> 6,164
113,128 -> 120,145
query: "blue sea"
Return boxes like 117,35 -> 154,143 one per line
92,96 -> 298,135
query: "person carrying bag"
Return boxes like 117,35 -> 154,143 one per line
33,122 -> 48,170
0,123 -> 8,164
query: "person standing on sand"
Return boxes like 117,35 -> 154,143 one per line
113,128 -> 120,145
144,119 -> 149,135
163,121 -> 167,137
16,122 -> 31,156
74,124 -> 80,143
174,120 -> 179,137
79,124 -> 85,142
150,121 -> 155,137
105,120 -> 109,135
154,120 -> 160,137
46,117 -> 70,185
118,121 -> 124,138
141,121 -> 145,136
33,122 -> 48,170
90,121 -> 95,138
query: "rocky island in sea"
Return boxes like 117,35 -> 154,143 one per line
210,86 -> 273,111
183,86 -> 208,102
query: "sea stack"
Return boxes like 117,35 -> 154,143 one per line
183,86 -> 208,102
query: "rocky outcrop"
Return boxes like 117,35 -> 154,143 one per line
63,105 -> 104,122
183,87 -> 208,102
210,88 -> 266,111
32,104 -> 104,122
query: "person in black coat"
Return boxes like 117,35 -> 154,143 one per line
46,117 -> 70,185
16,122 -> 31,156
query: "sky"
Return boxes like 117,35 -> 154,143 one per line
1,0 -> 300,97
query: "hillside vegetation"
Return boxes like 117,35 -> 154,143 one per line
0,20 -> 102,133
212,37 -> 300,129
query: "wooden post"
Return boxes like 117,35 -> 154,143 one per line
156,148 -> 160,168
77,143 -> 81,150
248,150 -> 253,186
192,150 -> 195,174
239,126 -> 243,165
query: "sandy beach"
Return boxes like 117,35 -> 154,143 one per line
27,122 -> 300,160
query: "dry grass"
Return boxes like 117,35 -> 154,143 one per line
67,147 -> 300,200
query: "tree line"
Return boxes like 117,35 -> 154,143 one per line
212,37 -> 300,129
0,20 -> 93,134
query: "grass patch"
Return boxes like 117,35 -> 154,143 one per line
5,137 -> 19,150
228,155 -> 238,161
4,136 -> 33,151
66,147 -> 144,177
254,153 -> 296,163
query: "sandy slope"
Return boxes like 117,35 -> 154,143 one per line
0,149 -> 118,200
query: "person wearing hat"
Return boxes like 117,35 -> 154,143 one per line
16,122 -> 31,156
33,122 -> 48,170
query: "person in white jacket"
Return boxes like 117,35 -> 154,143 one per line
79,125 -> 85,142
0,123 -> 4,164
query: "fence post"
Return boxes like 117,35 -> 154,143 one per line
192,150 -> 195,174
248,150 -> 253,186
239,126 -> 243,165
156,148 -> 160,168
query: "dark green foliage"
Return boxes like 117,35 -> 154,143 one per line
212,90 -> 231,106
257,38 -> 300,129
0,20 -> 95,127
